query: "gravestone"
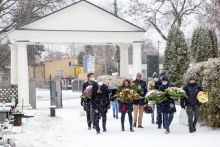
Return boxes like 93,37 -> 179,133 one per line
29,78 -> 36,109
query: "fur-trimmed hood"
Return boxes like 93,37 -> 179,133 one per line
122,78 -> 132,86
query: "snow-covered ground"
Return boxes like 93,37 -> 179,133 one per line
3,90 -> 220,147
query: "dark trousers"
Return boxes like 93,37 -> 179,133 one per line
157,104 -> 165,127
164,113 -> 174,130
186,105 -> 200,129
94,111 -> 106,133
121,112 -> 133,128
86,105 -> 95,128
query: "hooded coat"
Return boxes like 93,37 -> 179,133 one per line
91,83 -> 110,114
118,78 -> 133,113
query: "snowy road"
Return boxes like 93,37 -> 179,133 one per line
3,90 -> 220,147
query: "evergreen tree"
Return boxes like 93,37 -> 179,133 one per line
77,52 -> 85,65
163,26 -> 190,87
191,27 -> 219,63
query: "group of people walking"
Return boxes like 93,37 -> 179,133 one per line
81,72 -> 203,135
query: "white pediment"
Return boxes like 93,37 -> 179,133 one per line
18,0 -> 145,32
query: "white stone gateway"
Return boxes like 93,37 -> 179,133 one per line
7,0 -> 145,109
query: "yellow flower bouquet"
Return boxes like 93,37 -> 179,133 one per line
197,91 -> 208,103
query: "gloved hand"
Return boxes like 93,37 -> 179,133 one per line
181,105 -> 185,109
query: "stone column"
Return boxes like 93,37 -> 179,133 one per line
17,43 -> 32,109
133,42 -> 142,80
119,44 -> 129,78
10,44 -> 18,84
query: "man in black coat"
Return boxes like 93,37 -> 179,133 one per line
132,72 -> 148,128
91,76 -> 110,134
81,73 -> 96,130
181,76 -> 203,133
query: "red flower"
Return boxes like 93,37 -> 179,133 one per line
133,91 -> 135,93
155,95 -> 157,97
132,96 -> 134,99
118,90 -> 121,92
138,96 -> 139,98
162,95 -> 165,98
127,91 -> 129,93
123,95 -> 126,98
117,95 -> 120,98
139,94 -> 141,96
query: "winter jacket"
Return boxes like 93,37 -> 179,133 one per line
118,85 -> 133,113
148,79 -> 156,104
91,84 -> 110,114
133,79 -> 148,105
159,83 -> 176,113
81,81 -> 96,106
180,82 -> 203,107
155,80 -> 162,90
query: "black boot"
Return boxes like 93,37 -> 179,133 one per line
97,132 -> 100,135
121,126 -> 125,131
88,127 -> 91,130
113,114 -> 115,118
158,126 -> 161,129
103,127 -> 107,132
130,127 -> 134,132
116,115 -> 118,119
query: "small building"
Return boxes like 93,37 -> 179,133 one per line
29,55 -> 105,80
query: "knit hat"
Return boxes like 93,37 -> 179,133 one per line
152,72 -> 158,78
162,75 -> 169,81
160,73 -> 166,77
136,72 -> 142,78
97,76 -> 104,82
189,76 -> 195,81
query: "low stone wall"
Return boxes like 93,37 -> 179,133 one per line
0,84 -> 18,105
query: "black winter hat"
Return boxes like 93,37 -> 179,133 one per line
160,73 -> 166,77
189,76 -> 196,81
162,75 -> 169,81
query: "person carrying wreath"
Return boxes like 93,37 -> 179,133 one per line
81,73 -> 96,130
159,75 -> 176,134
133,72 -> 148,128
118,78 -> 134,132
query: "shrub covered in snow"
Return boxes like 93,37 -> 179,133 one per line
184,57 -> 220,128
163,26 -> 190,87
191,27 -> 219,63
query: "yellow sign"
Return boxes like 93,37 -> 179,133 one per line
76,66 -> 82,74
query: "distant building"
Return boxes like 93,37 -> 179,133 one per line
28,55 -> 105,80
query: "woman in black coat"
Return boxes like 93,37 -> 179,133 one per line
118,78 -> 134,132
91,76 -> 110,134
159,75 -> 176,134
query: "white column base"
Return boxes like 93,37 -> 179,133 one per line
17,43 -> 32,109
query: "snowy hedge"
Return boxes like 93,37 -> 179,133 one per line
184,58 -> 220,128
